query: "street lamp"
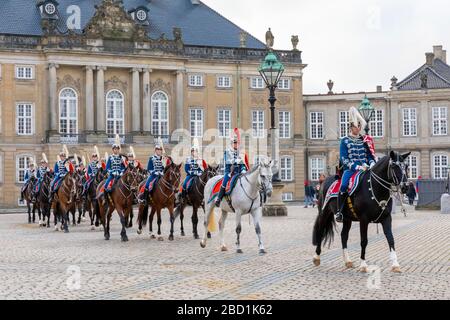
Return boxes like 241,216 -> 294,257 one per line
258,51 -> 285,181
358,95 -> 375,135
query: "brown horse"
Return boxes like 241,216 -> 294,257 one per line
85,167 -> 106,230
96,165 -> 142,241
53,172 -> 78,233
174,165 -> 218,239
36,171 -> 53,228
137,160 -> 182,241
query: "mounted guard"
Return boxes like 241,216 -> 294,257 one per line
214,128 -> 249,207
181,138 -> 207,198
138,138 -> 168,205
335,107 -> 376,222
83,147 -> 102,197
49,146 -> 71,204
20,162 -> 36,202
35,154 -> 51,195
127,146 -> 143,169
103,135 -> 126,200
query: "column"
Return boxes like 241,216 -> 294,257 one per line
131,68 -> 141,133
85,66 -> 94,132
48,63 -> 59,132
96,66 -> 106,133
175,70 -> 185,129
142,68 -> 152,133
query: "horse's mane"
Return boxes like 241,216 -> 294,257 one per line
247,163 -> 260,175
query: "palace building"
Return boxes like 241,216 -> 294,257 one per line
0,0 -> 305,207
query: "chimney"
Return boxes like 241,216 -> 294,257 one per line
425,52 -> 434,66
376,85 -> 382,92
433,45 -> 447,63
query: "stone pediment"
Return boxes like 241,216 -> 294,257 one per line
84,0 -> 148,41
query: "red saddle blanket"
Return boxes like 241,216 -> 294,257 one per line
322,171 -> 364,208
208,175 -> 240,203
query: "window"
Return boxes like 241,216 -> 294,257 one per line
280,157 -> 293,181
403,108 -> 417,137
16,66 -> 34,80
217,109 -> 231,138
106,90 -> 124,136
59,88 -> 78,138
406,155 -> 419,180
279,111 -> 291,138
310,112 -> 324,139
250,77 -> 264,89
278,78 -> 290,90
433,155 -> 449,179
188,75 -> 203,87
151,91 -> 169,136
217,75 -> 232,88
310,157 -> 325,181
16,103 -> 33,135
282,193 -> 293,201
16,155 -> 34,183
432,107 -> 448,136
370,109 -> 384,137
252,110 -> 265,138
190,108 -> 203,138
339,111 -> 349,138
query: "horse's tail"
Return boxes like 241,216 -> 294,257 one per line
312,176 -> 337,247
207,208 -> 217,232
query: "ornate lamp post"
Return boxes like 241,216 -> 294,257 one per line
358,95 -> 375,135
258,51 -> 285,181
258,51 -> 287,216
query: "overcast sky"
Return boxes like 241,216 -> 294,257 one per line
202,0 -> 450,94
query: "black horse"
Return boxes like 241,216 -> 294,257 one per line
312,151 -> 410,273
84,166 -> 106,230
37,171 -> 54,228
174,165 -> 219,239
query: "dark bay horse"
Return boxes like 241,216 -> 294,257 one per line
53,171 -> 79,233
85,167 -> 106,230
173,165 -> 218,239
97,165 -> 142,241
137,160 -> 182,241
312,151 -> 410,273
36,171 -> 53,228
23,176 -> 38,224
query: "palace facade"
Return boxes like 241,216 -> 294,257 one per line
0,0 -> 305,207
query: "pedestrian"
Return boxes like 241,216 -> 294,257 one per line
406,181 -> 416,205
309,184 -> 316,208
304,180 -> 311,208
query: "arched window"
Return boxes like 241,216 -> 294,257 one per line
151,91 -> 169,136
59,88 -> 78,137
106,90 -> 124,136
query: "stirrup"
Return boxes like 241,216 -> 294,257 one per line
335,211 -> 343,222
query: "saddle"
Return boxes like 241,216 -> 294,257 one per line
208,174 -> 241,204
322,171 -> 365,210
183,176 -> 198,192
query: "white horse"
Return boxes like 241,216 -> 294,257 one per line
200,160 -> 273,254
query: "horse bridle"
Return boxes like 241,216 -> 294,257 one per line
157,166 -> 181,199
369,156 -> 408,222
116,168 -> 141,200
238,165 -> 272,212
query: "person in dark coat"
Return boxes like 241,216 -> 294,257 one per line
406,181 -> 417,205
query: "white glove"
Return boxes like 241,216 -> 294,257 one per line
370,162 -> 375,169
356,165 -> 367,171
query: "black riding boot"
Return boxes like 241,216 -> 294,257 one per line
20,191 -> 24,202
335,191 -> 348,223
215,186 -> 226,207
138,189 -> 149,205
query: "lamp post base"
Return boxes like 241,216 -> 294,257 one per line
262,182 -> 288,216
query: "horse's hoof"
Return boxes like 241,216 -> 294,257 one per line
181,231 -> 185,237
121,236 -> 129,242
200,240 -> 206,248
150,234 -> 156,239
359,267 -> 368,273
104,235 -> 110,241
169,235 -> 174,241
64,229 -> 69,234
137,229 -> 142,235
236,249 -> 243,254
82,217 -> 86,222
391,266 -> 402,273
221,245 -> 228,252
259,249 -> 266,255
91,226 -> 95,231
157,236 -> 164,241
313,257 -> 320,266
207,232 -> 212,239
345,261 -> 354,269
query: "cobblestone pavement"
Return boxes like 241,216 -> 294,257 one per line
0,205 -> 448,300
